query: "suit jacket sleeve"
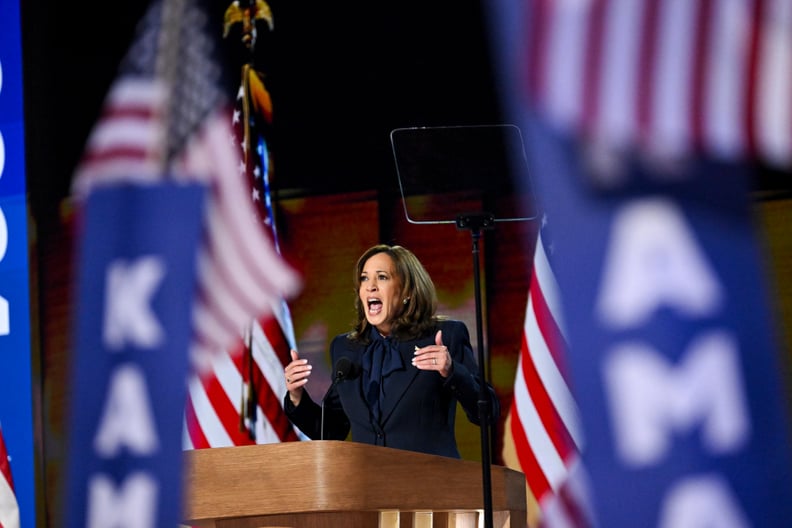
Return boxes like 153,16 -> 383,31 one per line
283,385 -> 351,440
440,320 -> 501,425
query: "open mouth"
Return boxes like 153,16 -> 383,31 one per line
367,298 -> 383,315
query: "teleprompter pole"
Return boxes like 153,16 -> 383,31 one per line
455,211 -> 495,528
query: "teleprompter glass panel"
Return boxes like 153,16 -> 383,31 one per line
390,124 -> 536,225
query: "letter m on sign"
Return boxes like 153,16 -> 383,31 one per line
603,331 -> 751,467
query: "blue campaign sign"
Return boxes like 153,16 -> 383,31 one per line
522,120 -> 792,526
66,183 -> 206,527
0,2 -> 36,527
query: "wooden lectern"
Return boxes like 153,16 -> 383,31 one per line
183,440 -> 527,528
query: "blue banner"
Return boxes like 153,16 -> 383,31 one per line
0,1 -> 36,526
66,183 -> 205,527
526,124 -> 792,526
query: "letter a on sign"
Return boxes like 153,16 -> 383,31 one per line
596,198 -> 723,329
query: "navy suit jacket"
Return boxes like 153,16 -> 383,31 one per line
285,319 -> 499,458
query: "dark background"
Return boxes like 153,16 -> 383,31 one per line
22,0 -> 503,221
16,2 -> 792,525
20,2 -> 529,523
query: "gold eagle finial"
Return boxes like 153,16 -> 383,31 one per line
223,0 -> 274,42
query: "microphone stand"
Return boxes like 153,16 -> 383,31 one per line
321,400 -> 327,440
320,377 -> 338,441
320,358 -> 357,440
455,211 -> 495,528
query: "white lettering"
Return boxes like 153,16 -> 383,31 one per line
0,205 -> 7,336
0,205 -> 7,260
87,472 -> 158,528
94,364 -> 159,457
0,296 -> 7,336
103,257 -> 165,350
604,331 -> 750,466
596,198 -> 722,328
659,474 -> 750,528
0,129 -> 5,180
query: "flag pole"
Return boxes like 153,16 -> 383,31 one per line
455,211 -> 496,528
154,0 -> 187,174
239,322 -> 254,438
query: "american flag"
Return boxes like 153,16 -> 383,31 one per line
184,312 -> 300,446
184,40 -> 302,447
524,0 -> 792,170
0,423 -> 19,528
502,221 -> 592,527
71,0 -> 301,373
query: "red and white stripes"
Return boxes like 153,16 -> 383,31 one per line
504,227 -> 594,526
509,230 -> 583,500
525,0 -> 792,167
72,77 -> 301,372
184,309 -> 300,449
0,425 -> 19,528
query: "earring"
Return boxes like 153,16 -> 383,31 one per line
403,297 -> 409,305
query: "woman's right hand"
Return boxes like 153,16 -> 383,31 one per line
285,349 -> 312,406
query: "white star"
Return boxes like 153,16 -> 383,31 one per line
252,187 -> 260,202
253,166 -> 261,179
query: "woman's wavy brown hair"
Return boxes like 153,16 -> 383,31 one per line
348,244 -> 442,344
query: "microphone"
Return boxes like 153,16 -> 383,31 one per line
320,357 -> 360,440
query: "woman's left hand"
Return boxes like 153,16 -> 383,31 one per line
412,330 -> 452,378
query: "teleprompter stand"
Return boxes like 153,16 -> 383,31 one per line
390,124 -> 536,528
457,211 -> 496,528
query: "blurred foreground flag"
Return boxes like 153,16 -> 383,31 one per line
512,0 -> 792,170
487,0 -> 792,526
71,0 -> 301,371
0,423 -> 19,528
66,0 -> 301,525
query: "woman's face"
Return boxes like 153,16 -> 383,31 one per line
359,252 -> 402,336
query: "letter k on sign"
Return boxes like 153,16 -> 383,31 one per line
103,256 -> 166,350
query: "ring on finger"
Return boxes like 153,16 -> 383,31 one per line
433,357 -> 437,365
